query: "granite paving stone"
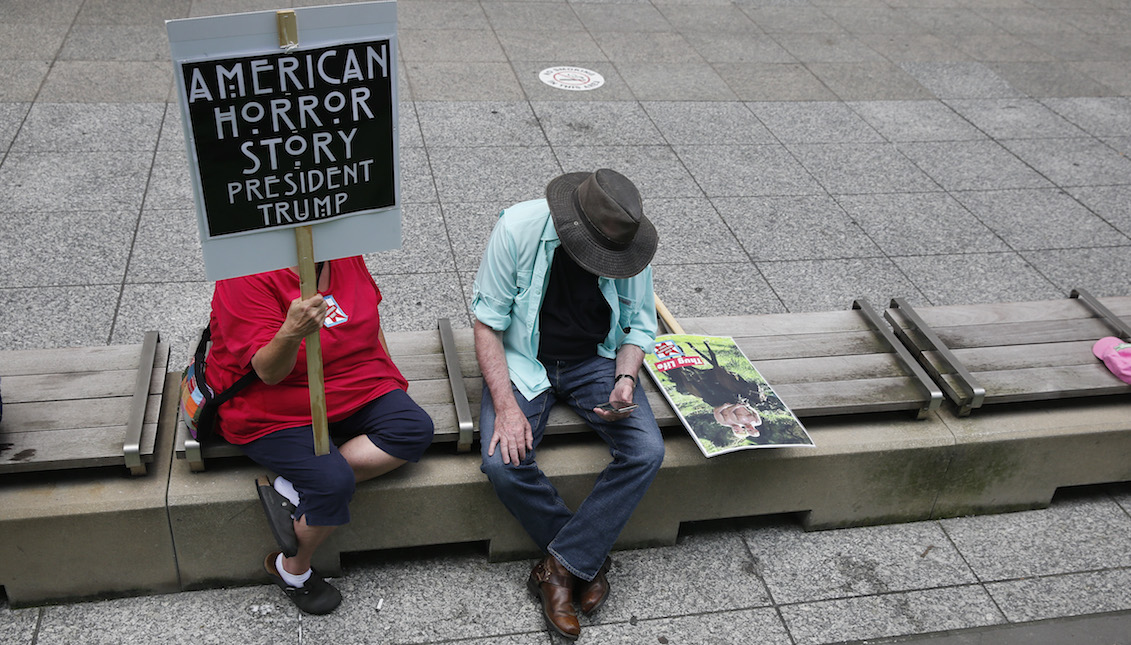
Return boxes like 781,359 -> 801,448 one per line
684,31 -> 797,64
905,9 -> 999,37
367,271 -> 471,331
0,151 -> 153,212
143,148 -> 194,210
748,101 -> 884,145
531,101 -> 664,146
0,602 -> 37,645
944,98 -> 1086,139
480,1 -> 585,32
0,61 -> 51,102
33,587 -> 299,645
656,4 -> 761,36
362,202 -> 457,274
397,0 -> 491,31
404,62 -> 524,101
188,0 -> 295,19
896,140 -> 1052,192
75,0 -> 191,25
590,31 -> 703,63
848,100 -> 986,143
0,0 -> 83,25
1071,61 -> 1131,96
714,63 -> 838,101
0,285 -> 119,350
789,142 -> 940,195
643,197 -> 746,266
495,30 -> 607,63
940,492 -> 1131,581
58,24 -> 172,62
111,281 -> 213,370
893,252 -> 1061,305
1066,185 -> 1131,237
572,5 -> 673,33
1041,97 -> 1131,137
399,103 -> 424,149
652,263 -> 787,318
553,145 -> 703,199
1000,137 -> 1131,187
593,530 -> 773,623
899,61 -> 1023,99
441,201 -> 506,273
1021,247 -> 1131,296
641,101 -> 774,146
674,144 -> 825,197
716,194 -> 883,261
399,146 -> 440,204
428,146 -> 559,203
856,33 -> 969,63
775,33 -> 886,64
398,29 -> 508,63
947,31 -> 1055,64
0,103 -> 30,151
747,520 -> 978,604
126,208 -> 208,283
37,61 -> 172,103
0,24 -> 69,61
807,61 -> 936,101
836,192 -> 1009,256
583,609 -> 792,645
985,569 -> 1131,624
416,101 -> 546,148
11,103 -> 164,152
615,62 -> 739,101
739,7 -> 845,35
954,188 -> 1130,250
755,257 -> 926,313
0,210 -> 135,287
780,586 -> 1005,645
988,61 -> 1115,98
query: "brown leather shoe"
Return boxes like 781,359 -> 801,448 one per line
576,557 -> 612,615
527,555 -> 580,640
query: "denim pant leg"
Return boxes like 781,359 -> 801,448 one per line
479,383 -> 575,552
547,356 -> 665,581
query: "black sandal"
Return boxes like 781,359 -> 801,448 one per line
256,476 -> 298,557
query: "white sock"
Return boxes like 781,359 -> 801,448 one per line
276,553 -> 312,587
273,476 -> 300,507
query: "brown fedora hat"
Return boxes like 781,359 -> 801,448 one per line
546,169 -> 658,279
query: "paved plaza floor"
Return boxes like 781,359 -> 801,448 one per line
2,0 -> 1130,642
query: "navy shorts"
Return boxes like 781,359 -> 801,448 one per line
239,388 -> 433,526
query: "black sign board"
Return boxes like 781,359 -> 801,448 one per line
181,39 -> 394,237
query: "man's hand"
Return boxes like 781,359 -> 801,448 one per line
594,376 -> 637,421
488,405 -> 533,465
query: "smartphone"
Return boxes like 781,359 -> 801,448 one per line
596,401 -> 639,413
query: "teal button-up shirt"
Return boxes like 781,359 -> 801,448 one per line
471,198 -> 658,401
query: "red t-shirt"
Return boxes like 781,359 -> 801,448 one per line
207,256 -> 408,444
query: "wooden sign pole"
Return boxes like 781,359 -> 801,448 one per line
276,11 -> 328,456
295,226 -> 331,455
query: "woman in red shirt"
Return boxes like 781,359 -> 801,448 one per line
208,256 -> 433,614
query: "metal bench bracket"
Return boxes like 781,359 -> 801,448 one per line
124,331 -> 159,476
853,299 -> 942,419
1071,288 -> 1131,340
439,318 -> 475,453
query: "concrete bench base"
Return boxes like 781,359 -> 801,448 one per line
167,408 -> 957,588
0,374 -> 181,607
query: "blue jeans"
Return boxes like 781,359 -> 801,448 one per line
479,355 -> 665,581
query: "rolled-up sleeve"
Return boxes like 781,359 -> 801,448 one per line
471,215 -> 517,332
620,266 -> 658,355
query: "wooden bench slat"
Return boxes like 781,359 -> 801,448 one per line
729,330 -> 893,361
920,340 -> 1099,374
2,365 -> 168,404
683,309 -> 877,337
0,423 -> 158,473
939,364 -> 1131,405
902,296 -> 1131,328
904,318 -> 1116,351
753,353 -> 910,384
0,342 -> 168,376
1,393 -> 163,433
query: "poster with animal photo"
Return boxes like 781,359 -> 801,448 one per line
645,335 -> 813,457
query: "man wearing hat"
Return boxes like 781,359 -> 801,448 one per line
472,169 -> 665,640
